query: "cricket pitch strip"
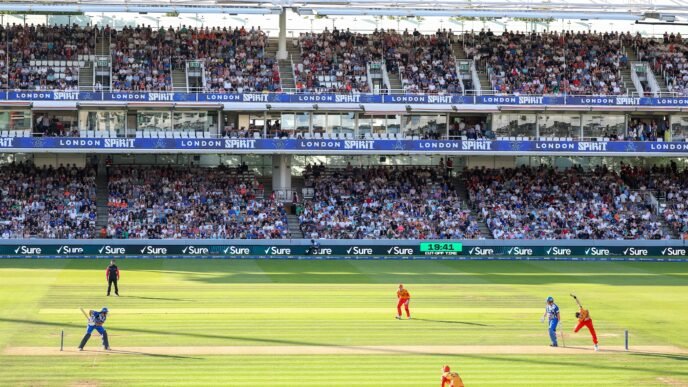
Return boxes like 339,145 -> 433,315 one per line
4,345 -> 687,356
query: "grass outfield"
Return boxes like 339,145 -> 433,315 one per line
0,259 -> 686,386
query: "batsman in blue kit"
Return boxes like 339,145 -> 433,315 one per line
78,307 -> 110,351
541,296 -> 560,347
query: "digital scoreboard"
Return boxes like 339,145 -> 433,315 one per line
419,242 -> 463,255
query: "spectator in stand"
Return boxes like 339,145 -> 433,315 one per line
0,162 -> 97,239
299,165 -> 482,239
625,163 -> 688,238
295,28 -> 373,93
626,118 -> 668,142
466,30 -> 627,95
1,23 -> 93,91
635,32 -> 688,97
110,25 -> 173,91
107,166 -> 288,239
464,165 -> 666,240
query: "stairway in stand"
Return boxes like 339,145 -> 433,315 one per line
266,38 -> 299,90
172,69 -> 187,92
96,167 -> 109,234
454,175 -> 494,239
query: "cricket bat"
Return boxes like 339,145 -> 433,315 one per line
79,308 -> 90,320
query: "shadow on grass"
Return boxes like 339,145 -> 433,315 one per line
628,352 -> 688,362
1,317 -> 686,376
105,349 -> 200,360
411,318 -> 489,327
1,259 -> 688,286
122,296 -> 191,302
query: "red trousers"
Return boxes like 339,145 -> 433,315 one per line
397,298 -> 410,317
574,319 -> 598,344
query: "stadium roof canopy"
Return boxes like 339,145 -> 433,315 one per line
2,0 -> 688,21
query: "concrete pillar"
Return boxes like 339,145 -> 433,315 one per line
277,10 -> 288,60
272,154 -> 292,201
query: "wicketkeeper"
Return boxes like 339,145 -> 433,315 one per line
571,294 -> 599,351
78,307 -> 110,351
541,296 -> 560,347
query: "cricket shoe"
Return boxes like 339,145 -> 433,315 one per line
78,347 -> 83,351
407,316 -> 412,320
395,316 -> 402,320
594,344 -> 599,351
550,344 -> 558,347
104,347 -> 110,351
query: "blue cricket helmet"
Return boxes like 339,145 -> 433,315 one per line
101,307 -> 109,313
546,296 -> 554,302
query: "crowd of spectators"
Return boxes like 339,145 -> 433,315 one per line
295,29 -> 373,93
299,164 -> 483,239
108,25 -> 281,92
294,28 -> 460,94
107,166 -> 288,239
0,23 -> 93,90
626,118 -> 669,141
448,119 -> 493,139
635,32 -> 688,96
621,162 -> 688,239
186,26 -> 281,93
464,165 -> 666,239
110,25 -> 173,91
380,29 -> 461,94
466,30 -> 629,95
0,162 -> 97,239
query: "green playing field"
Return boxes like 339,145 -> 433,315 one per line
0,259 -> 686,386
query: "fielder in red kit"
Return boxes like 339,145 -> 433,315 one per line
441,365 -> 465,387
396,284 -> 411,319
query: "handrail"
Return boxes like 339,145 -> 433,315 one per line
645,64 -> 662,97
630,61 -> 645,96
290,53 -> 297,92
454,57 -> 465,96
381,60 -> 391,93
470,60 -> 481,96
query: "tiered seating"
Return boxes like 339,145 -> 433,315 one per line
465,30 -> 628,95
184,26 -> 281,92
622,163 -> 688,238
465,165 -> 665,239
295,29 -> 372,93
2,24 -> 94,90
294,29 -> 460,94
0,163 -> 97,239
299,164 -> 482,239
107,166 -> 288,239
635,32 -> 688,96
110,26 -> 173,91
381,30 -> 461,94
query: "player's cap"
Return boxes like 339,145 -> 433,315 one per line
443,365 -> 450,372
546,296 -> 554,302
101,307 -> 109,313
